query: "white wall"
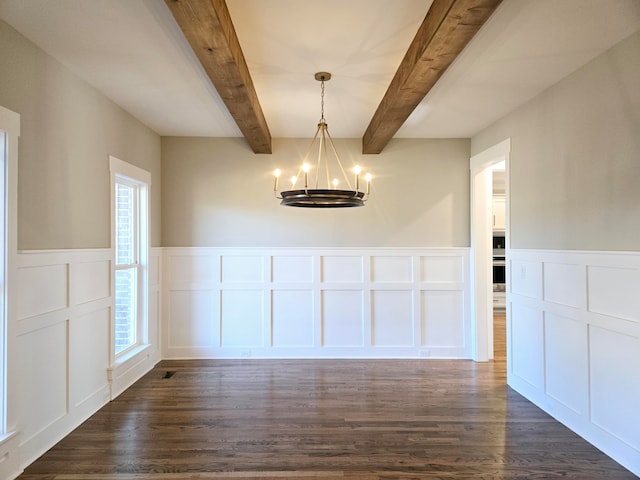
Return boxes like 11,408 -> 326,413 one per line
508,249 -> 640,476
163,247 -> 470,359
1,248 -> 162,478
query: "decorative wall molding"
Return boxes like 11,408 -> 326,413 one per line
12,247 -> 161,473
508,249 -> 640,477
162,247 -> 471,359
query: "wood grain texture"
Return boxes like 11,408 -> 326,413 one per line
362,0 -> 502,154
165,0 -> 272,154
18,340 -> 635,479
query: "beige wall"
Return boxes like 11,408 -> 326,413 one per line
162,137 -> 470,247
472,30 -> 640,251
0,20 -> 161,249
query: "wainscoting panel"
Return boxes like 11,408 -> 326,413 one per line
321,290 -> 364,347
589,325 -> 640,453
162,248 -> 470,359
508,249 -> 640,476
272,290 -> 314,347
15,248 -> 161,471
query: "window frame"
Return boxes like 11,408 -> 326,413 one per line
109,156 -> 150,362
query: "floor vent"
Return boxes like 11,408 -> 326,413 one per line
162,371 -> 176,379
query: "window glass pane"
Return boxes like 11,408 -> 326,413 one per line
115,182 -> 135,265
115,268 -> 137,354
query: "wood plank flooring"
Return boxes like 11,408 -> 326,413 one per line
18,322 -> 636,479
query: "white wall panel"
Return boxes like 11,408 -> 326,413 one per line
372,290 -> 413,347
511,303 -> 543,389
421,256 -> 464,283
420,290 -> 464,348
510,259 -> 541,299
221,255 -> 264,283
220,290 -> 264,347
163,247 -> 469,359
168,291 -> 215,348
543,262 -> 585,309
589,326 -> 640,452
321,256 -> 363,283
149,253 -> 160,287
14,248 -> 161,476
371,256 -> 412,283
170,254 -> 216,286
71,261 -> 110,305
18,322 -> 68,442
509,249 -> 640,477
588,266 -> 640,322
17,264 -> 67,320
544,313 -> 587,414
272,256 -> 313,284
69,309 -> 109,406
321,290 -> 364,347
272,290 -> 313,347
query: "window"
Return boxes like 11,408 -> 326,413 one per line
0,105 -> 19,436
110,156 -> 149,358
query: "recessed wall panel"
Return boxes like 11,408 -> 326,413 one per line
272,256 -> 312,284
544,313 -> 587,414
511,303 -> 543,388
371,290 -> 413,346
588,266 -> 640,322
272,290 -> 313,347
322,256 -> 363,283
19,322 -> 68,442
322,290 -> 364,347
170,255 -> 216,285
72,261 -> 110,305
421,256 -> 463,283
149,254 -> 160,287
371,256 -> 412,283
511,260 -> 541,299
221,290 -> 264,347
18,264 -> 67,319
543,262 -> 585,309
421,291 -> 464,347
221,256 -> 264,283
589,326 -> 640,452
168,291 -> 215,348
70,309 -> 109,406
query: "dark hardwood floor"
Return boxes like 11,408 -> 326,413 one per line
18,318 -> 636,479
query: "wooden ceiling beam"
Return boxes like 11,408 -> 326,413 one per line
166,0 -> 272,154
362,0 -> 502,154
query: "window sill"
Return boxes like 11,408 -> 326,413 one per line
110,343 -> 152,372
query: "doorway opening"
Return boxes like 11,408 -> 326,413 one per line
470,139 -> 510,362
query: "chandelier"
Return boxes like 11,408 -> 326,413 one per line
273,72 -> 371,208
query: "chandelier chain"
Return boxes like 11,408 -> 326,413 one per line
320,79 -> 325,123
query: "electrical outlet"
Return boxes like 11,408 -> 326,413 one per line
240,350 -> 251,358
419,349 -> 431,358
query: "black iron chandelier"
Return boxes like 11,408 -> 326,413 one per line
273,72 -> 371,208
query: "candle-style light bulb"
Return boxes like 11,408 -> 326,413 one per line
354,165 -> 361,190
303,163 -> 310,188
332,178 -> 339,189
365,173 -> 372,195
291,176 -> 297,187
273,169 -> 281,192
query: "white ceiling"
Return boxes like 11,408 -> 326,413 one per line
1,0 -> 639,140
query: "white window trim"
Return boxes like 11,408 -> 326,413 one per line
109,155 -> 150,366
0,106 -> 19,444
